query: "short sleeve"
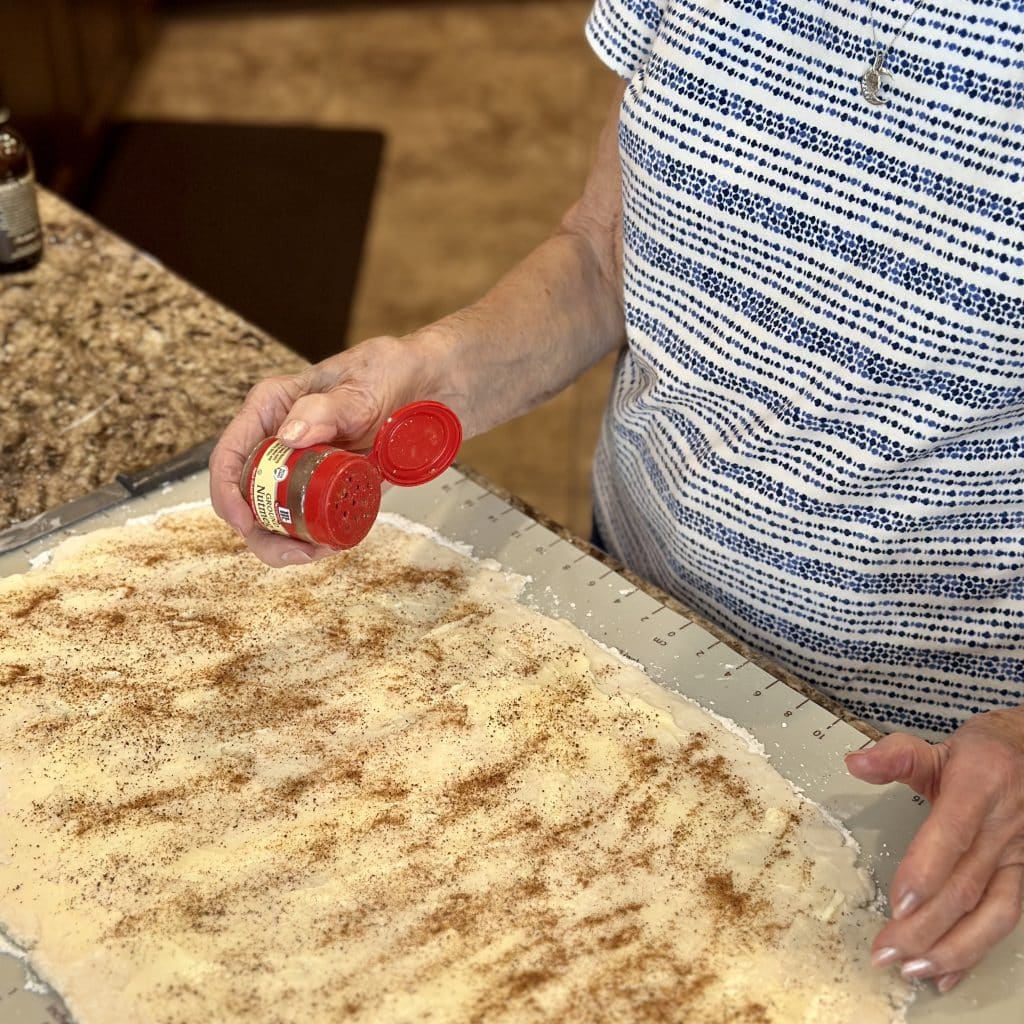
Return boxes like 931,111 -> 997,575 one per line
585,0 -> 669,78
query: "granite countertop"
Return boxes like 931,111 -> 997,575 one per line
0,191 -> 307,533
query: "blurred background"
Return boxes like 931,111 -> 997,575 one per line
0,0 -> 621,537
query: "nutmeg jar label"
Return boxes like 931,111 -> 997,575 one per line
248,439 -> 295,535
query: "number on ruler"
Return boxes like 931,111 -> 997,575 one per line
653,631 -> 684,648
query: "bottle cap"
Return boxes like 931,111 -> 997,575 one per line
370,401 -> 463,487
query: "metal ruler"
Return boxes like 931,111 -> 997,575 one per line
1,467 -> 1021,1022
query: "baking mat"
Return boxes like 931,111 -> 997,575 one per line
1,467 -> 1020,1022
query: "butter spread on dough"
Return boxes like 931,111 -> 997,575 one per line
0,507 -> 912,1023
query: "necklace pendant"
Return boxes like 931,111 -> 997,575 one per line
860,53 -> 893,106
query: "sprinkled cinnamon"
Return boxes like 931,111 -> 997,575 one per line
0,509 -> 896,1023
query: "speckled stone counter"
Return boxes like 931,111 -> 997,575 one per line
0,190 -> 307,532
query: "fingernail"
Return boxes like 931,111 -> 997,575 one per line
892,891 -> 919,920
901,958 -> 935,980
278,420 -> 308,444
280,549 -> 312,565
872,947 -> 901,968
936,972 -> 962,994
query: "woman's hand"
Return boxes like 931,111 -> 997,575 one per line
211,81 -> 627,567
846,707 -> 1024,994
209,335 -> 444,567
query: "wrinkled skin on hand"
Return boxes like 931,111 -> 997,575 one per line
846,706 -> 1024,995
209,337 -> 438,567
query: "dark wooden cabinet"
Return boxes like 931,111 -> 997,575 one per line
0,0 -> 154,196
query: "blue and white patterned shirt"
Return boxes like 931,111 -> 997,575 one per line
586,0 -> 1024,739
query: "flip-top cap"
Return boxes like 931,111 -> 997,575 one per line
370,401 -> 462,487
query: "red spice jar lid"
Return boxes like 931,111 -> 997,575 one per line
369,400 -> 463,486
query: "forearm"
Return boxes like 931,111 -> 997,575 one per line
418,231 -> 623,437
410,82 -> 627,439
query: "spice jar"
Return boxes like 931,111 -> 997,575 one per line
242,400 -> 462,550
0,110 -> 43,273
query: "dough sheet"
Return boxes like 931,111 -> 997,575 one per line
0,508 -> 912,1022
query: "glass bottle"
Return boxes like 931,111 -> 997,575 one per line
0,110 -> 43,273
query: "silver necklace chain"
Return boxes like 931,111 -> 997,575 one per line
860,0 -> 927,106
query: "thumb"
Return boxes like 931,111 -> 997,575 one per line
845,732 -> 946,799
276,388 -> 384,451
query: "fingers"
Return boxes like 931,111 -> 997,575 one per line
845,732 -> 947,799
276,386 -> 384,452
209,337 -> 418,561
884,774 -> 995,921
241,524 -> 338,568
934,972 -> 963,995
873,821 -> 1010,958
209,374 -> 309,533
209,444 -> 255,539
895,863 -> 1023,983
858,713 -> 1024,994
